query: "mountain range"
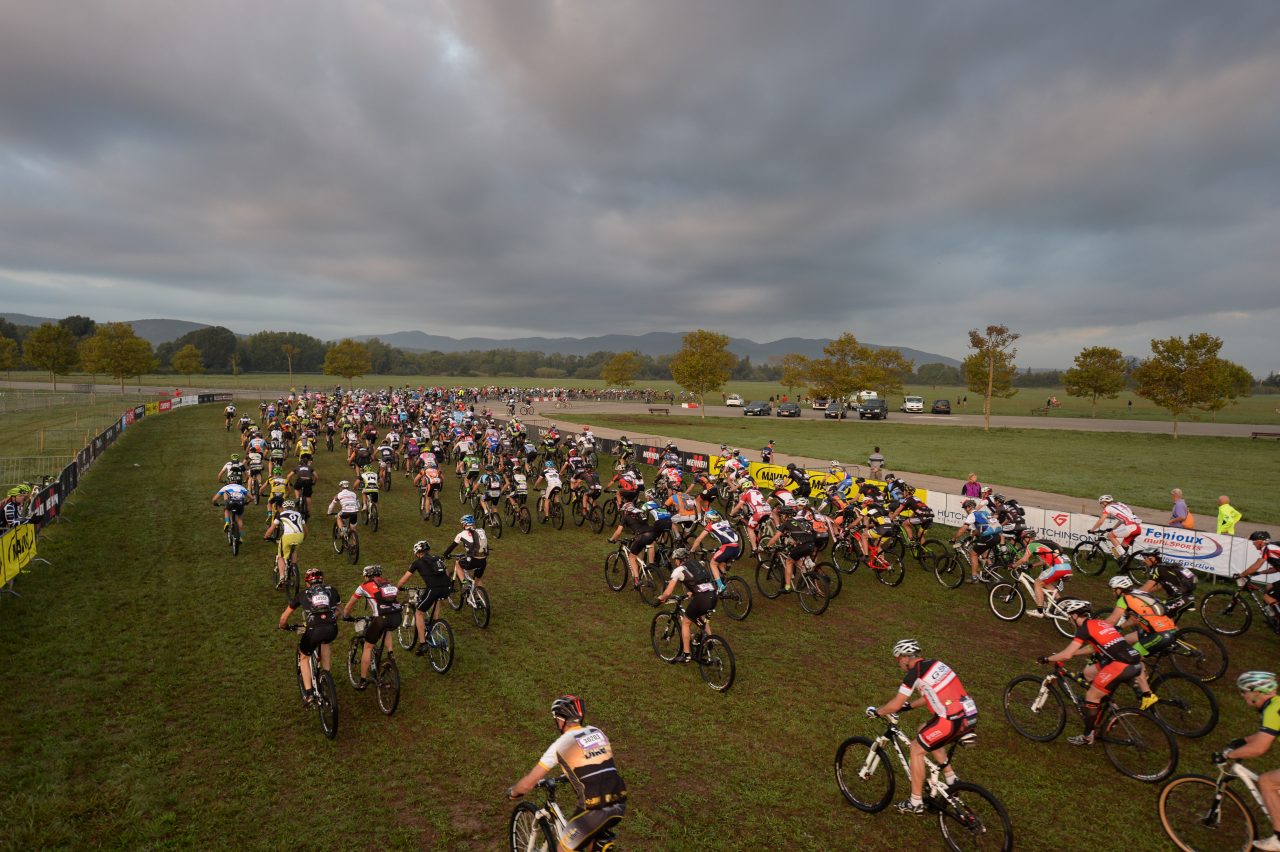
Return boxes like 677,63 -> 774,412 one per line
0,312 -> 962,366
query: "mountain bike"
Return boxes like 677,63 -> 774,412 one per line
448,570 -> 492,629
754,546 -> 834,615
509,776 -> 620,852
472,495 -> 503,540
282,623 -> 338,739
330,515 -> 360,564
419,486 -> 443,527
343,616 -> 400,716
835,713 -> 1012,851
1120,669 -> 1219,739
1144,626 -> 1228,684
1072,531 -> 1142,577
689,549 -> 753,622
363,498 -> 380,533
847,529 -> 905,587
650,594 -> 736,692
603,539 -> 667,605
378,460 -> 392,492
537,493 -> 565,530
502,495 -> 533,535
517,404 -> 536,415
1002,662 -> 1178,783
396,587 -> 455,674
1198,578 -> 1280,636
881,524 -> 948,571
224,511 -> 242,556
987,566 -> 1074,637
272,544 -> 301,601
1158,758 -> 1276,852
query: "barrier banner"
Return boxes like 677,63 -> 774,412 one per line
687,453 -> 708,473
197,393 -> 234,404
134,404 -> 146,420
158,399 -> 172,412
125,408 -> 136,425
32,482 -> 60,529
58,461 -> 78,500
641,446 -> 661,466
144,401 -> 159,415
1,523 -> 36,585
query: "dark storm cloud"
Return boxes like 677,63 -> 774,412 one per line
2,1 -> 1279,369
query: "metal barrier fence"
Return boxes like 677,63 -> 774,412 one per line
0,390 -> 150,414
1,456 -> 73,490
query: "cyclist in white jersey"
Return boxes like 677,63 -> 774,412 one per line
1090,495 -> 1143,556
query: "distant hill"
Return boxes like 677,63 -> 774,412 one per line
0,313 -> 213,345
356,330 -> 962,367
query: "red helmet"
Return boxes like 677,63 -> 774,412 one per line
304,568 -> 324,585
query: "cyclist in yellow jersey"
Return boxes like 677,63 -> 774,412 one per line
1217,671 -> 1280,850
261,466 -> 289,517
295,435 -> 315,459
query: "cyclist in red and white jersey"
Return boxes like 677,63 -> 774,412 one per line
867,639 -> 977,815
1010,528 -> 1073,618
733,480 -> 772,553
1238,530 -> 1280,613
689,509 -> 741,590
1090,495 -> 1143,557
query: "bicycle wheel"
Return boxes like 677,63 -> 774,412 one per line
588,506 -> 604,534
427,619 -> 454,674
1157,774 -> 1258,852
602,500 -> 617,527
369,504 -> 379,533
347,529 -> 360,564
486,511 -> 503,540
448,578 -> 465,611
987,583 -> 1025,622
719,576 -> 752,621
571,499 -> 584,526
637,571 -> 662,607
508,802 -> 555,852
1071,541 -> 1111,576
1047,604 -> 1074,638
376,656 -> 400,715
603,552 -> 627,592
650,612 -> 681,661
550,502 -> 564,530
833,736 -> 894,813
1148,672 -> 1218,739
814,561 -> 841,600
918,539 -> 947,572
797,571 -> 831,615
230,527 -> 241,556
347,637 -> 363,688
396,608 -> 417,651
698,635 -> 735,692
430,501 -> 442,527
471,587 -> 491,628
873,554 -> 905,588
756,554 -> 784,599
331,521 -> 343,554
517,506 -> 532,534
1198,590 -> 1252,636
285,561 -> 301,601
936,781 -> 1014,852
1002,675 -> 1066,742
1100,707 -> 1178,783
1167,627 -> 1228,683
315,670 -> 338,740
934,554 -> 965,590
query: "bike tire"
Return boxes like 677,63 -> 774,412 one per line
1147,672 -> 1219,739
756,554 -> 783,599
918,539 -> 947,572
934,554 -> 965,590
831,539 -> 859,575
518,506 -> 532,534
602,500 -> 617,527
1197,590 -> 1252,636
1049,605 -> 1074,638
637,572 -> 662,607
448,578 -> 465,611
698,635 -> 735,692
315,670 -> 338,740
428,619 -> 454,674
376,656 -> 400,715
719,576 -> 752,621
937,781 -> 1014,852
471,587 -> 491,628
571,499 -> 584,526
1157,774 -> 1258,852
347,637 -> 363,688
798,571 -> 831,615
487,512 -> 503,540
1101,707 -> 1179,783
987,583 -> 1025,622
550,502 -> 564,530
814,561 -> 841,600
1002,674 -> 1066,742
286,561 -> 300,602
431,502 -> 443,527
348,530 -> 360,564
873,554 -> 905,588
604,552 -> 628,592
833,736 -> 894,813
650,612 -> 681,662
396,606 -> 417,651
508,802 -> 555,852
230,528 -> 240,556
588,507 -> 603,534
1167,627 -> 1228,683
1071,541 -> 1111,576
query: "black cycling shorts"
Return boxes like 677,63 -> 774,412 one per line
365,611 -> 401,644
225,503 -> 245,516
972,536 -> 998,554
296,483 -> 314,498
459,556 -> 488,580
629,532 -> 658,555
416,586 -> 452,613
299,620 -> 338,655
788,541 -> 816,560
685,590 -> 717,622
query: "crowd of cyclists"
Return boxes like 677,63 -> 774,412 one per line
205,386 -> 1280,850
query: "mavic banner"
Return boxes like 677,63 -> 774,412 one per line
1,523 -> 36,585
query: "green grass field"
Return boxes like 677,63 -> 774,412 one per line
2,404 -> 1275,849
572,413 -> 1280,526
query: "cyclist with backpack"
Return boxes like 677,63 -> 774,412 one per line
953,498 -> 1002,584
277,568 -> 340,703
395,541 -> 453,657
341,565 -> 402,690
653,548 -> 718,664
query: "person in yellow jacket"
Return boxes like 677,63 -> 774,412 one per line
1217,495 -> 1242,535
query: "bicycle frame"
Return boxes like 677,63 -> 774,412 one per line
857,715 -> 958,802
1214,762 -> 1274,824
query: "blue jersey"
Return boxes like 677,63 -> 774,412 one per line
970,509 -> 1000,538
217,483 -> 250,505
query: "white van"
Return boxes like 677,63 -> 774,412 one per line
901,395 -> 924,413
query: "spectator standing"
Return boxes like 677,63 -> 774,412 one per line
1217,495 -> 1242,535
868,446 -> 885,479
1169,489 -> 1192,529
961,473 -> 982,498
761,440 -> 775,465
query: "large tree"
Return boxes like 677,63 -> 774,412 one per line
1132,333 -> 1250,437
963,324 -> 1020,431
0,335 -> 17,380
88,322 -> 155,391
775,353 -> 811,400
323,339 -> 373,382
669,330 -> 736,418
916,362 -> 961,388
1062,346 -> 1126,417
58,314 -> 97,340
806,334 -> 914,401
170,344 -> 205,377
601,351 -> 642,388
23,322 -> 79,389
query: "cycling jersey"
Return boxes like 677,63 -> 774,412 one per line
671,560 -> 716,595
1102,502 -> 1141,526
1116,591 -> 1176,633
899,659 -> 977,721
509,473 -> 528,494
268,476 -> 288,499
538,725 -> 628,812
331,489 -> 360,514
963,509 -> 1000,538
277,508 -> 305,536
216,483 -> 250,506
781,518 -> 815,544
1071,618 -> 1140,665
1259,695 -> 1280,738
1153,562 -> 1197,595
408,555 -> 452,591
480,473 -> 504,498
450,528 -> 490,558
541,471 -> 562,491
355,577 -> 401,617
293,463 -> 315,484
1258,543 -> 1280,574
221,461 -> 245,483
246,452 -> 264,472
291,584 -> 340,626
360,472 -> 379,494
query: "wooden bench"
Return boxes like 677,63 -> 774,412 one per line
648,407 -> 670,415
1251,431 -> 1280,439
1030,407 -> 1051,416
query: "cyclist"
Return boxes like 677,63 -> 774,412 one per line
504,466 -> 530,515
608,462 -> 641,510
952,498 -> 1001,584
358,464 -> 380,516
1135,548 -> 1199,615
534,461 -> 563,523
1090,495 -> 1143,559
217,453 -> 245,485
261,465 -> 289,519
507,695 -> 627,850
395,541 -> 453,657
890,491 -> 934,549
1214,671 -> 1280,851
341,565 -> 402,690
615,435 -> 634,464
327,480 -> 360,539
414,455 -> 444,518
654,548 -> 718,663
264,499 -> 306,589
607,504 -> 653,589
765,504 -> 816,594
1237,531 -> 1280,618
443,515 -> 490,591
277,568 -> 340,703
211,479 -> 250,536
866,639 -> 977,815
1038,598 -> 1143,746
687,467 -> 719,515
666,488 -> 701,544
245,446 -> 265,497
689,509 -> 740,591
1009,528 -> 1072,618
290,457 -> 317,518
223,403 -> 236,429
477,464 -> 505,520
785,462 -> 811,499
1102,575 -> 1168,707
855,495 -> 895,562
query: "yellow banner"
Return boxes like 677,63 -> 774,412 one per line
145,401 -> 160,415
707,456 -> 926,501
1,523 -> 36,584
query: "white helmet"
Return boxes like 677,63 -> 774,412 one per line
1237,671 -> 1277,694
891,639 -> 920,658
1108,576 -> 1134,591
1097,494 -> 1113,505
338,480 -> 350,489
1058,598 -> 1092,616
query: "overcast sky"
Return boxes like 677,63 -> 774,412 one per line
2,1 -> 1278,372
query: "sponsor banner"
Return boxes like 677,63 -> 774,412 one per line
134,404 -> 146,420
58,461 -> 78,500
125,408 -> 136,425
1136,525 -> 1234,577
687,453 -> 708,473
144,401 -> 159,415
641,446 -> 661,466
32,482 -> 60,529
197,393 -> 235,404
1,523 -> 37,585
158,399 -> 172,412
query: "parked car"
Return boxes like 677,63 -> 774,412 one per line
824,400 -> 849,419
725,394 -> 744,407
901,395 -> 924,413
776,402 -> 802,417
811,397 -> 830,410
744,401 -> 772,416
931,399 -> 952,414
858,399 -> 889,420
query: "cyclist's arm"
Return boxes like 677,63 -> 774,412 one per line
396,570 -> 414,587
1225,729 -> 1276,761
1043,638 -> 1086,664
951,523 -> 971,542
654,573 -> 681,604
1239,554 -> 1268,579
278,603 -> 297,629
872,690 -> 911,717
690,530 -> 707,549
341,592 -> 361,618
508,760 -> 552,799
1103,606 -> 1126,627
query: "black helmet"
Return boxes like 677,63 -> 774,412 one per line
991,493 -> 1005,503
961,499 -> 976,510
1249,531 -> 1271,542
786,463 -> 797,471
550,694 -> 585,724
